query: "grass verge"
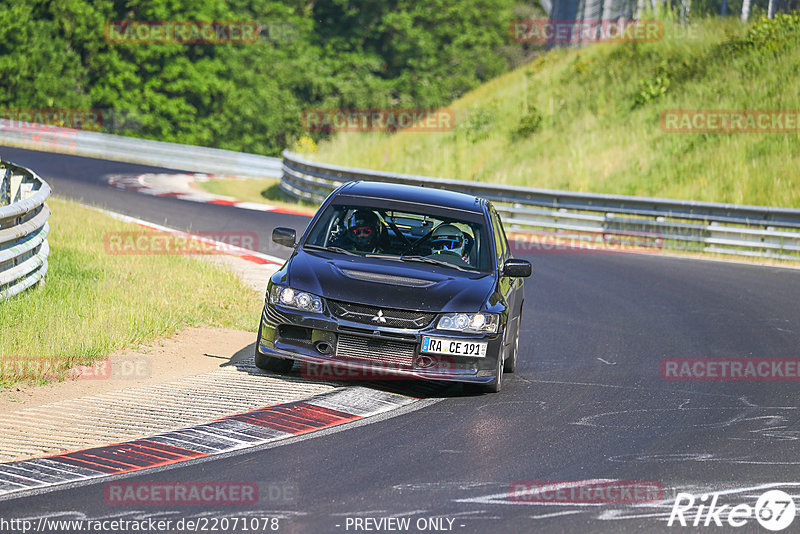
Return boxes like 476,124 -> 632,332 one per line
310,15 -> 800,208
0,196 -> 262,386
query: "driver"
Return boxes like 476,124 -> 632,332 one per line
344,209 -> 383,253
430,223 -> 470,264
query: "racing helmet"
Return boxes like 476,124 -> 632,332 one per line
431,223 -> 465,256
345,209 -> 381,251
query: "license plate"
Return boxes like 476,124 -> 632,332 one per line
421,336 -> 487,357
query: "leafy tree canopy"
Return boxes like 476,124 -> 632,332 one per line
0,0 -> 541,155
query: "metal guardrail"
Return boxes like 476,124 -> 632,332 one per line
0,121 -> 282,178
0,159 -> 50,299
281,151 -> 800,261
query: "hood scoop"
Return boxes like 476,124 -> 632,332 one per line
340,268 -> 436,288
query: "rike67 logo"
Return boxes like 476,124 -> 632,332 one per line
668,490 -> 796,531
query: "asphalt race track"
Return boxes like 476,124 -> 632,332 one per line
0,146 -> 311,253
2,145 -> 800,533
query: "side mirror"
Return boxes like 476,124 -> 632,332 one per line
503,258 -> 532,278
272,227 -> 296,248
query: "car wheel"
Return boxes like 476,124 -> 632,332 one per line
484,351 -> 504,393
504,309 -> 522,373
465,348 -> 504,394
254,321 -> 294,373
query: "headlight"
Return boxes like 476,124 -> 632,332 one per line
437,313 -> 499,333
269,285 -> 324,313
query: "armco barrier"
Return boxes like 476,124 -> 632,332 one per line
0,120 -> 282,178
2,118 -> 796,261
281,151 -> 800,260
0,159 -> 51,299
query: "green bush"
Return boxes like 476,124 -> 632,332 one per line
634,62 -> 672,108
744,13 -> 800,48
513,106 -> 543,139
456,107 -> 497,143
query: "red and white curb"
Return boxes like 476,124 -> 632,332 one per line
98,209 -> 285,267
108,173 -> 310,216
0,387 -> 417,499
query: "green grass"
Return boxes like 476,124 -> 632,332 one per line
197,178 -> 318,212
0,196 -> 262,386
310,15 -> 800,208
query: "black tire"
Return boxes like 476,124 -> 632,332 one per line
466,348 -> 504,394
504,308 -> 522,373
254,322 -> 294,373
484,350 -> 504,393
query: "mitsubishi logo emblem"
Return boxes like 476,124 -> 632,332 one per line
371,310 -> 387,323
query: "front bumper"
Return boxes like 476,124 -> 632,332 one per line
258,302 -> 504,384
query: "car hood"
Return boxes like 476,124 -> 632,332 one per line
282,249 -> 495,312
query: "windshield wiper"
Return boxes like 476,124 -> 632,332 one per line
399,255 -> 472,272
364,252 -> 399,259
304,244 -> 359,256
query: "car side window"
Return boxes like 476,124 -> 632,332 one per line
496,211 -> 511,260
491,209 -> 506,268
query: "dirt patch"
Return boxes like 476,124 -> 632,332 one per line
0,326 -> 257,412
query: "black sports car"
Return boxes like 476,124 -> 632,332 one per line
256,181 -> 531,392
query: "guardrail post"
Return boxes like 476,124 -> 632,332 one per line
9,173 -> 23,203
0,164 -> 9,207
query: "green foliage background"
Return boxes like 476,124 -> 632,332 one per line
0,0 -> 543,156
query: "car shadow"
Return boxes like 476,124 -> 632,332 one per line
216,342 -> 478,399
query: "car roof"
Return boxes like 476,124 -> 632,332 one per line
335,181 -> 486,213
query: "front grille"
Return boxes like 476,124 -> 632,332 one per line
335,334 -> 416,368
328,300 -> 436,329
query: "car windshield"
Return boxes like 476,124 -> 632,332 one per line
304,204 -> 491,272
